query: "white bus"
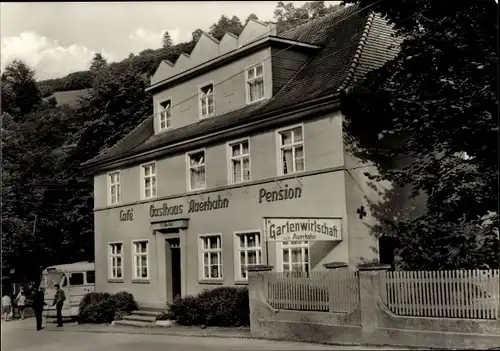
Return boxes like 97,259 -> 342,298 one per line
40,262 -> 95,318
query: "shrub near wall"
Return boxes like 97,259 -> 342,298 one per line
78,291 -> 138,324
165,287 -> 250,327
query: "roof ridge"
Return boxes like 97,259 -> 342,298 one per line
336,11 -> 376,92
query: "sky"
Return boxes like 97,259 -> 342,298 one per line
1,1 -> 340,81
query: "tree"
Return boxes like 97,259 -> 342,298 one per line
191,28 -> 204,43
209,15 -> 244,40
1,59 -> 41,116
128,53 -> 135,59
162,31 -> 173,49
245,13 -> 259,23
341,0 -> 499,269
273,1 -> 341,32
90,53 -> 108,73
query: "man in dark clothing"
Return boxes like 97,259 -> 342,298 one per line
52,284 -> 66,327
32,287 -> 46,331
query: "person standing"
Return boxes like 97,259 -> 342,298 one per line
52,284 -> 65,327
32,287 -> 46,331
16,290 -> 27,320
2,293 -> 12,322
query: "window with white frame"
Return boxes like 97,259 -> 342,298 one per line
236,232 -> 262,280
200,235 -> 222,280
278,126 -> 304,175
282,241 -> 309,273
108,243 -> 123,279
246,64 -> 264,103
108,171 -> 121,205
199,83 -> 214,118
133,240 -> 149,279
159,99 -> 172,130
141,163 -> 157,199
188,151 -> 206,190
229,140 -> 250,184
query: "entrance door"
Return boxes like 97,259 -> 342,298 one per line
169,239 -> 181,300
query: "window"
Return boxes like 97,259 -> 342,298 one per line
141,162 -> 157,199
246,64 -> 264,103
108,171 -> 121,205
229,140 -> 250,184
86,271 -> 95,284
69,272 -> 84,286
278,126 -> 304,175
109,243 -> 123,279
282,241 -> 309,273
199,83 -> 214,118
188,150 -> 206,190
133,240 -> 149,280
200,235 -> 222,280
236,232 -> 262,280
159,99 -> 172,130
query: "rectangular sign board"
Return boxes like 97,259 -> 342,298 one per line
265,217 -> 342,242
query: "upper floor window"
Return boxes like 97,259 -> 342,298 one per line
246,64 -> 264,104
188,150 -> 206,191
278,126 -> 305,175
199,83 -> 214,119
229,140 -> 250,184
108,171 -> 121,205
141,162 -> 157,199
159,99 -> 172,131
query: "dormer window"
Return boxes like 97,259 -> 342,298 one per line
199,83 -> 214,119
246,64 -> 264,104
159,99 -> 172,131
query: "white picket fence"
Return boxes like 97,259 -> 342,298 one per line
383,269 -> 500,320
264,270 -> 359,312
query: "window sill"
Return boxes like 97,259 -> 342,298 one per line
107,279 -> 124,283
234,280 -> 249,285
198,279 -> 223,285
131,279 -> 150,284
246,97 -> 266,106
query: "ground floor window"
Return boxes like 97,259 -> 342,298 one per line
200,234 -> 223,280
133,240 -> 149,279
109,242 -> 123,279
282,241 -> 309,273
236,231 -> 262,280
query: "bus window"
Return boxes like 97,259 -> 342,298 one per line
60,275 -> 68,287
69,273 -> 84,286
86,271 -> 95,284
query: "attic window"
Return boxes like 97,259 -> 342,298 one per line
246,64 -> 264,104
199,83 -> 215,119
159,100 -> 172,131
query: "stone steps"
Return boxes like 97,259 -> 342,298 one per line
114,308 -> 164,327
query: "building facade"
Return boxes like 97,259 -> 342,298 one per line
82,7 -> 400,308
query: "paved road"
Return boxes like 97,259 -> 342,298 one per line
1,319 -> 410,351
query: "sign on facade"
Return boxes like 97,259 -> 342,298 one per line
265,217 -> 342,242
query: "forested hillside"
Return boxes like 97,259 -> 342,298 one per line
1,1 -> 341,283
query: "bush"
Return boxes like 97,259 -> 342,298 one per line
77,291 -> 138,324
168,287 -> 249,327
156,308 -> 175,321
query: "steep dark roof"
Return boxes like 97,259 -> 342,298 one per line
82,5 -> 398,170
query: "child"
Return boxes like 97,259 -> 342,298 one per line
2,294 -> 12,322
16,291 -> 27,320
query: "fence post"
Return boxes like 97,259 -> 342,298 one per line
324,262 -> 349,312
357,263 -> 391,343
247,265 -> 274,334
